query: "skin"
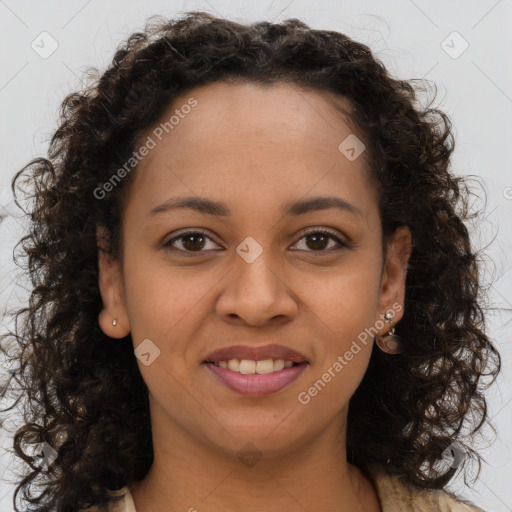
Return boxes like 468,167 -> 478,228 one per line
97,81 -> 412,512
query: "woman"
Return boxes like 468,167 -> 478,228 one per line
0,11 -> 500,512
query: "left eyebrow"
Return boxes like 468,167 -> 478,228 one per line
147,195 -> 363,218
283,196 -> 362,217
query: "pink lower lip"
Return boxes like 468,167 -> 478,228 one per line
203,362 -> 308,396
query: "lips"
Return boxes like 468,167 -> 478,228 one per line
205,362 -> 308,396
203,344 -> 309,364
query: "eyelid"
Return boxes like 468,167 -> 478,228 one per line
295,226 -> 348,245
164,229 -> 221,252
163,226 -> 350,254
289,227 -> 349,254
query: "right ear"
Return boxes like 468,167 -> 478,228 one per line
96,224 -> 130,338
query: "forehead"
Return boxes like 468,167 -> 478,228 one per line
150,81 -> 361,157
127,81 -> 376,215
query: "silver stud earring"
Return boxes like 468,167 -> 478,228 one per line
376,312 -> 402,354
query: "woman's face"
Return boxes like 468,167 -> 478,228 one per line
98,81 -> 411,459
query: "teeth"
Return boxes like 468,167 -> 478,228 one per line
227,359 -> 240,372
239,359 -> 256,374
213,358 -> 298,374
273,359 -> 285,372
256,359 -> 274,374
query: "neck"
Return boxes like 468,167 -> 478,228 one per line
129,403 -> 381,512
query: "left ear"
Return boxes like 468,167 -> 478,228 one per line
377,226 -> 412,325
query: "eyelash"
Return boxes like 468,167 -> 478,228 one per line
163,228 -> 349,256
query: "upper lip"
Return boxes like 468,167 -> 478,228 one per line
203,344 -> 309,363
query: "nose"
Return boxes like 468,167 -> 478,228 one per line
215,249 -> 298,327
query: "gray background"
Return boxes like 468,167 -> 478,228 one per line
0,1 -> 511,511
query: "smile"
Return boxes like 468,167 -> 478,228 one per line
203,360 -> 309,396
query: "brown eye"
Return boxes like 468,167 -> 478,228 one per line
181,233 -> 206,251
164,231 -> 219,253
304,233 -> 330,251
291,229 -> 347,253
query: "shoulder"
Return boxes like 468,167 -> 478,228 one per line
78,486 -> 136,512
78,467 -> 487,512
361,463 -> 486,512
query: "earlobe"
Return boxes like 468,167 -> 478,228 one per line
96,224 -> 130,338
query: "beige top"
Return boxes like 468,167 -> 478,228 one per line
87,463 -> 486,512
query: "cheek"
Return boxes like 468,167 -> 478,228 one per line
303,254 -> 382,330
303,256 -> 381,376
122,248 -> 199,334
299,276 -> 378,413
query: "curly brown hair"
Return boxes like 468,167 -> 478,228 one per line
0,11 -> 501,512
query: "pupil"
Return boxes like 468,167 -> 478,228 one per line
307,234 -> 328,250
183,234 -> 205,251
